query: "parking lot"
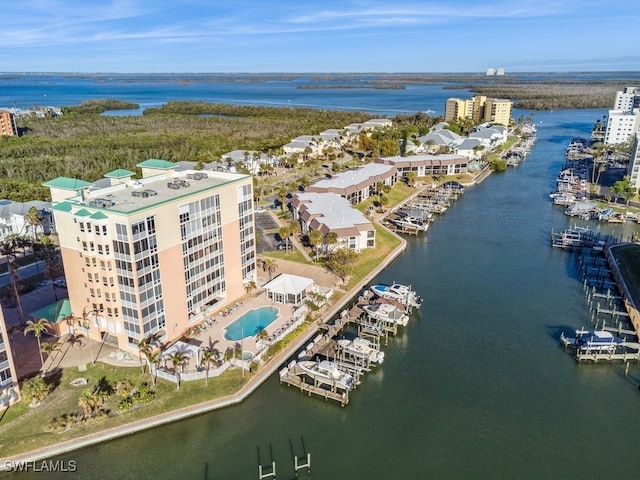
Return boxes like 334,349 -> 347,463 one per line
254,211 -> 282,253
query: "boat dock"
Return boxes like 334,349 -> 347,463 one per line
279,284 -> 420,405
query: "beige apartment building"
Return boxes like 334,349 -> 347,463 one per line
0,110 -> 18,136
445,96 -> 512,126
0,308 -> 20,408
44,160 -> 256,352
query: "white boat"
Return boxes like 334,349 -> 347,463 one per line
362,303 -> 409,326
393,216 -> 428,232
337,337 -> 385,363
297,360 -> 354,390
369,283 -> 422,307
561,329 -> 626,353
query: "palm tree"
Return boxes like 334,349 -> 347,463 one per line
24,318 -> 51,368
288,220 -> 301,245
256,329 -> 269,348
24,206 -> 43,241
324,231 -> 338,255
0,237 -> 25,324
41,341 -> 62,372
144,349 -> 160,387
257,257 -> 278,280
137,334 -> 157,374
308,229 -> 323,262
167,350 -> 189,390
278,225 -> 291,252
200,346 -> 220,386
244,280 -> 257,295
223,346 -> 235,366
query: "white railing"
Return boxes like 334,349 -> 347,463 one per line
151,361 -> 231,383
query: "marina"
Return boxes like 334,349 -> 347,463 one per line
279,283 -> 420,405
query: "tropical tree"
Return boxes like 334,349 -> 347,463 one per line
323,231 -> 338,255
278,225 -> 291,252
0,237 -> 25,324
41,341 -> 62,372
256,328 -> 269,344
405,171 -> 417,187
610,176 -> 636,205
167,350 -> 189,390
144,349 -> 160,387
137,333 -> 160,374
288,220 -> 301,244
244,280 -> 257,295
24,318 -> 51,368
257,257 -> 278,280
24,206 -> 43,241
276,186 -> 288,211
308,229 -> 323,261
200,346 -> 220,386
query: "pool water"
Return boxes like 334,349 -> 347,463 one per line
224,306 -> 279,341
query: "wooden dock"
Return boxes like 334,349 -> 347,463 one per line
279,363 -> 350,406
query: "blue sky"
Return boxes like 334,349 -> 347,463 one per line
1,0 -> 638,73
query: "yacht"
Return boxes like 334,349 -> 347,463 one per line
369,283 -> 423,307
337,337 -> 385,363
297,360 -> 355,390
362,303 -> 409,327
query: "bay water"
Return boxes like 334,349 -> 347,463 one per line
3,79 -> 640,478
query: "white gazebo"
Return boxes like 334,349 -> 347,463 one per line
263,274 -> 314,305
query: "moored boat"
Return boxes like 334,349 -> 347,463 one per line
560,329 -> 626,352
337,337 -> 385,363
297,360 -> 355,390
369,283 -> 423,307
362,303 -> 409,326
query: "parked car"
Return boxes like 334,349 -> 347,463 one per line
277,243 -> 288,251
54,277 -> 67,288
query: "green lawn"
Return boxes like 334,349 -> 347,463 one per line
346,225 -> 402,290
0,362 -> 248,458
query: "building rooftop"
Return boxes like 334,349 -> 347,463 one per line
294,192 -> 371,233
104,169 -> 136,179
311,163 -> 394,190
136,159 -> 177,170
42,177 -> 94,191
47,166 -> 250,216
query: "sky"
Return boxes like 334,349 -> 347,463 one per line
1,0 -> 639,73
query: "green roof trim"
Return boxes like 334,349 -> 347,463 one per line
29,299 -> 72,324
90,211 -> 109,220
73,209 -> 91,217
51,202 -> 73,212
42,177 -> 93,190
104,169 -> 135,179
136,159 -> 176,170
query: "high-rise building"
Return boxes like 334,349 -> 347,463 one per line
614,87 -> 640,112
0,110 -> 18,136
444,96 -> 512,126
44,160 -> 256,351
604,110 -> 640,145
626,135 -> 640,188
496,68 -> 505,76
485,68 -> 495,76
0,309 -> 20,408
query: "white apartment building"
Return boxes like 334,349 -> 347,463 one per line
614,87 -> 640,112
0,309 -> 20,408
626,135 -> 640,188
604,110 -> 640,145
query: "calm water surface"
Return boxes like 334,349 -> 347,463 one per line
6,93 -> 640,478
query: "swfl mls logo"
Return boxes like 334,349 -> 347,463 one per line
4,460 -> 77,473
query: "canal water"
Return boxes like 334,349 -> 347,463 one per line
16,108 -> 640,479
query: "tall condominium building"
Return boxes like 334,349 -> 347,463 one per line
614,87 -> 640,112
0,308 -> 20,408
0,110 -> 18,136
604,110 -> 640,145
485,68 -> 495,76
626,136 -> 640,188
44,160 -> 256,351
444,96 -> 512,126
444,98 -> 474,122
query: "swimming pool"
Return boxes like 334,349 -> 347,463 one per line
224,306 -> 279,341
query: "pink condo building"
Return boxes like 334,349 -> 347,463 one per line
44,160 -> 256,352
